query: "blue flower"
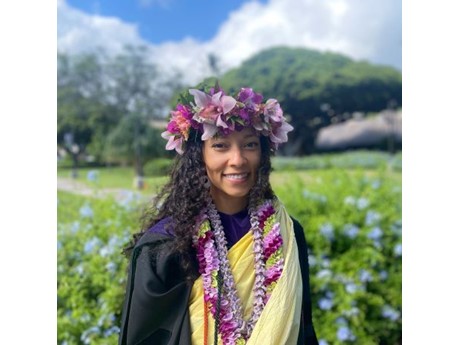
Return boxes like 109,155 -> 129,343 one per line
365,210 -> 381,225
344,307 -> 360,317
335,316 -> 348,325
321,257 -> 331,268
103,326 -> 120,337
359,269 -> 373,283
382,305 -> 400,321
106,262 -> 117,273
391,220 -> 402,236
308,255 -> 317,267
303,189 -> 328,203
373,240 -> 383,249
99,246 -> 110,257
344,196 -> 356,206
367,227 -> 383,240
345,282 -> 358,294
337,326 -> 355,341
318,340 -> 329,345
320,223 -> 334,241
84,237 -> 101,254
316,269 -> 332,279
343,224 -> 359,239
357,197 -> 370,210
79,204 -> 94,218
75,264 -> 84,275
394,243 -> 402,257
81,326 -> 100,344
318,298 -> 333,310
70,221 -> 80,233
371,179 -> 381,189
379,270 -> 388,281
86,170 -> 99,182
117,190 -> 143,210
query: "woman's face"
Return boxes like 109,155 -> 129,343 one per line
202,127 -> 261,213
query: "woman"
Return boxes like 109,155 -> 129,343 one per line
119,85 -> 318,345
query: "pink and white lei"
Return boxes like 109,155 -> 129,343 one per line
193,200 -> 285,345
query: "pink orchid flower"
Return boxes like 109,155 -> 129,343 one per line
189,89 -> 237,140
264,99 -> 284,122
269,121 -> 294,146
161,131 -> 184,155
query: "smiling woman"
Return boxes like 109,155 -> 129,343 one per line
119,84 -> 318,345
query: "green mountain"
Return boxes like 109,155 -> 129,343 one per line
191,46 -> 402,154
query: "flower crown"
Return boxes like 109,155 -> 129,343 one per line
161,86 -> 294,154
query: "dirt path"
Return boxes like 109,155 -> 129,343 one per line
57,177 -> 149,203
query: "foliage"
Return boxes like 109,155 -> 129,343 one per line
103,115 -> 167,165
57,52 -> 124,162
190,47 -> 402,154
273,169 -> 402,344
58,164 -> 401,344
143,158 -> 174,177
57,191 -> 143,345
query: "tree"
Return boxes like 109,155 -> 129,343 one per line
58,51 -> 124,175
105,45 -> 181,189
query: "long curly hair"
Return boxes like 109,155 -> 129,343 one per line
124,129 -> 275,279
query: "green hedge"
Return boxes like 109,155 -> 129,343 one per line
58,168 -> 401,344
272,151 -> 402,172
143,158 -> 173,177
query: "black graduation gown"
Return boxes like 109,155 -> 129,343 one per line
119,217 -> 318,345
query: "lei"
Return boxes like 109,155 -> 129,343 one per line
193,200 -> 285,345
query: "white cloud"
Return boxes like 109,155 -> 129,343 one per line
208,0 -> 401,71
57,0 -> 148,56
57,0 -> 401,85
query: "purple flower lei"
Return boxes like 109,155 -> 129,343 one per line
193,199 -> 285,345
161,87 -> 294,154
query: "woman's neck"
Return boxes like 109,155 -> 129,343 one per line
211,193 -> 249,215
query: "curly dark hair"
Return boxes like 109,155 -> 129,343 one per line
123,129 -> 275,279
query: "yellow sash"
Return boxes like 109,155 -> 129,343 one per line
188,201 -> 303,345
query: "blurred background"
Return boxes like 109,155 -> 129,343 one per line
57,0 -> 402,344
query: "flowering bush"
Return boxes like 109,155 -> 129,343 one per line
274,169 -> 402,344
58,165 -> 401,344
57,191 -> 142,345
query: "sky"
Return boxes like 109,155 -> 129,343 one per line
58,0 -> 402,85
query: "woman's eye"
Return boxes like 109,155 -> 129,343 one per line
212,143 -> 227,149
245,142 -> 259,149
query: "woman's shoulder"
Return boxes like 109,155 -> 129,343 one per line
146,217 -> 175,237
133,217 -> 175,250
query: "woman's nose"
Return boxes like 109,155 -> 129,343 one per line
229,147 -> 246,166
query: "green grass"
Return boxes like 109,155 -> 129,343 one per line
58,166 -> 168,195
